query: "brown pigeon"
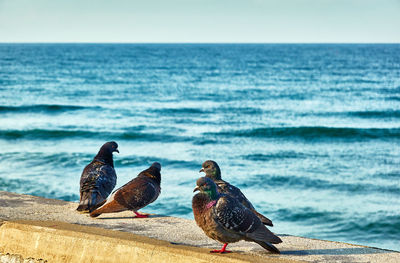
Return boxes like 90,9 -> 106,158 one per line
192,177 -> 282,253
90,162 -> 161,218
77,141 -> 119,213
200,160 -> 273,226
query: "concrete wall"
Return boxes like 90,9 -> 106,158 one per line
0,191 -> 398,263
0,221 -> 289,263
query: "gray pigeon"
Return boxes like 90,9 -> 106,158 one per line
192,177 -> 282,253
200,160 -> 273,226
77,141 -> 119,213
90,162 -> 161,218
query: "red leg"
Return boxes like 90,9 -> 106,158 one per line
134,211 -> 149,218
210,243 -> 231,253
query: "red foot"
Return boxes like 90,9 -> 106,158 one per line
210,243 -> 231,253
134,211 -> 149,218
210,249 -> 232,253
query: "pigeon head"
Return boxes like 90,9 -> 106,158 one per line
102,141 -> 119,154
140,162 -> 162,185
95,141 -> 119,166
193,177 -> 219,200
151,162 -> 161,171
199,160 -> 221,180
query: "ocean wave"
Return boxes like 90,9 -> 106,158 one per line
312,110 -> 400,119
159,107 -> 399,120
0,129 -> 104,139
151,108 -> 209,115
150,199 -> 193,216
0,128 -> 192,143
116,156 -> 199,169
2,126 -> 398,143
0,128 -> 226,146
0,104 -> 98,113
373,171 -> 400,179
151,106 -> 263,116
274,207 -> 342,224
324,214 -> 400,241
346,110 -> 400,119
244,151 -> 316,160
0,152 -> 200,174
0,177 -> 79,202
0,152 -> 92,169
192,138 -> 224,145
119,132 -> 186,142
276,207 -> 400,247
352,78 -> 382,84
381,86 -> 400,94
236,174 -> 400,195
208,126 -> 400,140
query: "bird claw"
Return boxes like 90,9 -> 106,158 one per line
134,214 -> 149,218
210,243 -> 231,253
134,211 -> 149,218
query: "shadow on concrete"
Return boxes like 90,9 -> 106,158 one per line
281,247 -> 392,256
96,214 -> 169,220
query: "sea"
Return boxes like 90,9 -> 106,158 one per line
0,43 -> 399,251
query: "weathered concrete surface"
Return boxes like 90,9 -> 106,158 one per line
0,191 -> 398,263
0,252 -> 47,263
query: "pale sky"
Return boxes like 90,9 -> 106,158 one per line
0,0 -> 399,43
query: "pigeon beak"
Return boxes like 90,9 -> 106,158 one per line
193,186 -> 200,192
199,168 -> 204,173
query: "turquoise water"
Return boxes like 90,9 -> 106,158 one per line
0,44 -> 399,250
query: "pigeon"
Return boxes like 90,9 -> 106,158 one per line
192,177 -> 282,254
200,160 -> 273,226
90,162 -> 161,218
77,141 -> 119,213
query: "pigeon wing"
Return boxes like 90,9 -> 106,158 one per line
213,195 -> 259,235
215,180 -> 273,226
215,180 -> 255,209
214,196 -> 281,244
96,164 -> 117,199
114,177 -> 160,211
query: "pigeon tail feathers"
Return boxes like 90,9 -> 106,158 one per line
255,241 -> 281,254
76,191 -> 91,212
77,190 -> 106,212
252,209 -> 273,226
90,198 -> 127,217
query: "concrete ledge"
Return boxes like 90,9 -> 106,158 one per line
0,220 -> 292,263
0,191 -> 399,263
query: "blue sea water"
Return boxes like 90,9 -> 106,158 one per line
0,44 -> 399,251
